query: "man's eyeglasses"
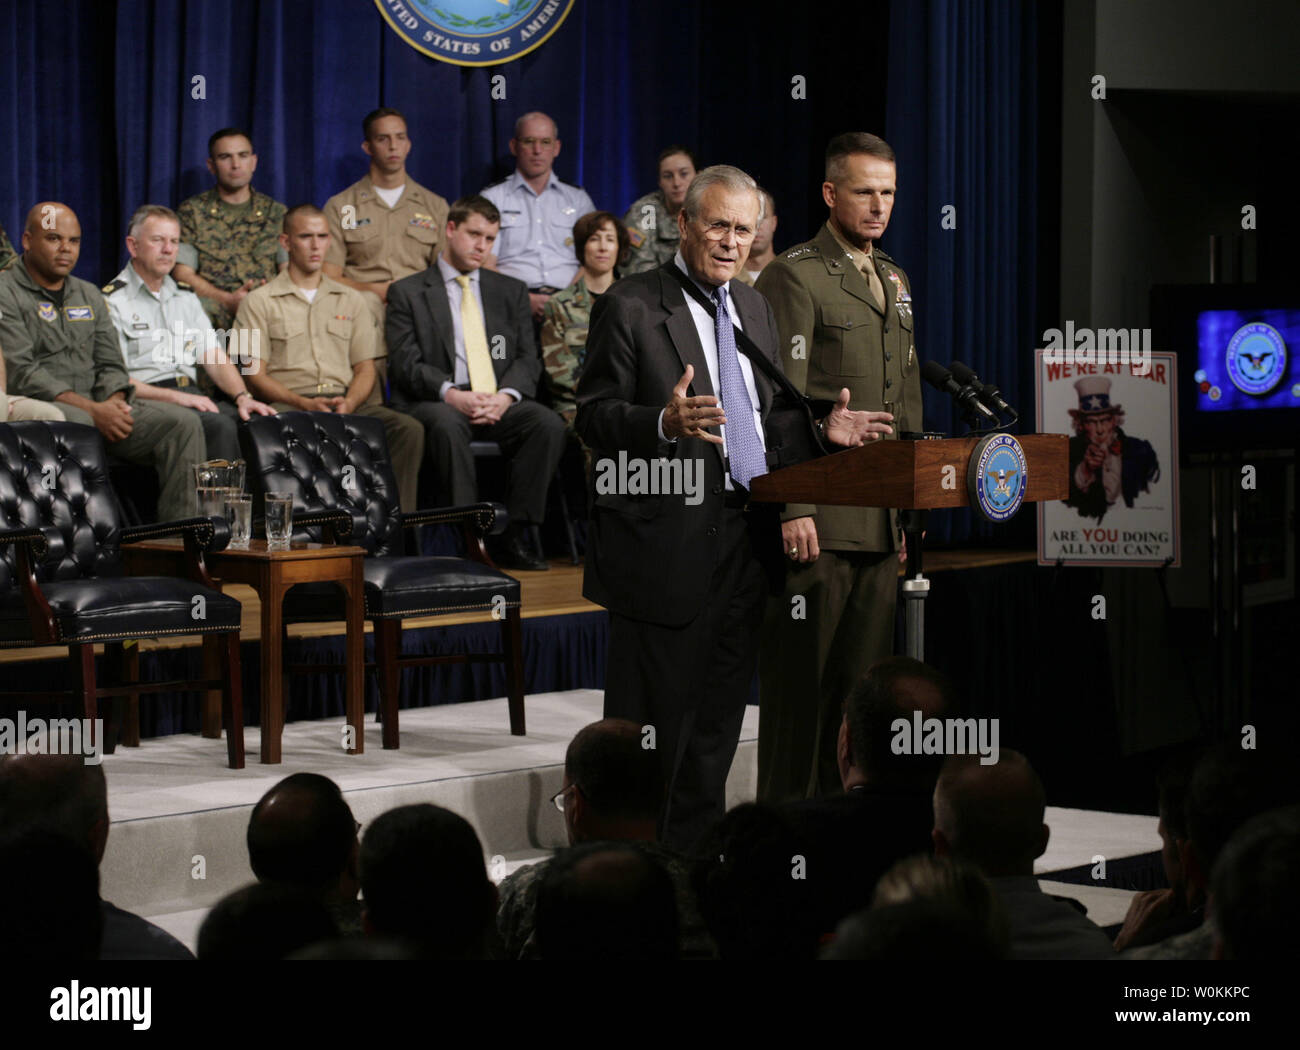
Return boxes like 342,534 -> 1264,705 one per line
695,218 -> 756,243
550,783 -> 580,813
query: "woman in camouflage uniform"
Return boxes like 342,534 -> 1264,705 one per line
540,211 -> 629,460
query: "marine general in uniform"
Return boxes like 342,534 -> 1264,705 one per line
174,127 -> 287,333
754,133 -> 923,802
0,202 -> 205,522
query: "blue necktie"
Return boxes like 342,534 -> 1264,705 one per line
712,285 -> 765,489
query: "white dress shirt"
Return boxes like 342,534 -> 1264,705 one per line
657,254 -> 766,488
435,255 -> 520,403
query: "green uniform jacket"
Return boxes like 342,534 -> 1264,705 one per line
539,276 -> 596,421
176,187 -> 287,330
622,191 -> 680,274
754,223 -> 922,552
0,258 -> 132,403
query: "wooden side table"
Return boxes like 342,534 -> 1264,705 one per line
124,538 -> 367,763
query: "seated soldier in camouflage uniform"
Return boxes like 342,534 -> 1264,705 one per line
173,128 -> 288,333
0,202 -> 205,522
539,210 -> 627,464
494,719 -> 716,960
621,146 -> 696,275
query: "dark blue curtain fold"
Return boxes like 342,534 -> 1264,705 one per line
886,0 -> 1040,545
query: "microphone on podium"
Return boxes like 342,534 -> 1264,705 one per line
921,360 -> 998,424
949,360 -> 1016,419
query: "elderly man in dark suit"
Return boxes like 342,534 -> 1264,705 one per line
576,166 -> 895,849
387,195 -> 565,570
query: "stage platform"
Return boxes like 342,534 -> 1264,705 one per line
91,687 -> 1155,954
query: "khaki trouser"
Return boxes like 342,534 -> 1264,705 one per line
3,392 -> 64,421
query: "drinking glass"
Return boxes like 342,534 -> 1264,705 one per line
225,494 -> 252,550
264,491 -> 294,552
196,486 -> 226,519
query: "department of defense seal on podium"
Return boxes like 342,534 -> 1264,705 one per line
968,433 -> 1028,522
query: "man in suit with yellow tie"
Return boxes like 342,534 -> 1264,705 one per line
387,195 -> 565,571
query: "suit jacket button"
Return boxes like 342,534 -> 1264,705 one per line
885,378 -> 893,388
707,526 -> 718,537
885,351 -> 892,361
711,485 -> 722,495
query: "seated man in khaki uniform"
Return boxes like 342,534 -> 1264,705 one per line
0,202 -> 204,522
233,205 -> 424,509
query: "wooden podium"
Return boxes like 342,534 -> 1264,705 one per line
749,435 -> 1069,658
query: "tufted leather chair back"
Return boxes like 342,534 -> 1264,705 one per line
240,412 -> 404,556
0,422 -> 124,591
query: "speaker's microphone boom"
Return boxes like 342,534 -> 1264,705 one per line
921,360 -> 998,423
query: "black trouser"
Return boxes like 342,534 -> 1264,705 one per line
403,398 -> 565,525
604,505 -> 769,852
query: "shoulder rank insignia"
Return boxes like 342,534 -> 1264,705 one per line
175,280 -> 194,292
102,279 -> 127,294
784,245 -> 818,260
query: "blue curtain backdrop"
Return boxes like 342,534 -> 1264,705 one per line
1,0 -> 1043,545
885,0 -> 1042,546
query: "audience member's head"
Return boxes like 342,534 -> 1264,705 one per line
0,753 -> 109,863
197,883 -> 337,960
247,773 -> 359,905
559,718 -> 663,845
359,804 -> 496,959
872,853 -> 1009,956
1182,745 -> 1289,903
821,899 -> 1004,960
1211,804 -> 1300,960
0,827 -> 102,959
1154,746 -> 1200,905
932,750 -> 1047,878
840,657 -> 955,792
534,842 -> 679,960
693,803 -> 821,959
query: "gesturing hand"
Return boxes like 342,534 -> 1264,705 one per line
823,387 -> 894,447
661,365 -> 726,445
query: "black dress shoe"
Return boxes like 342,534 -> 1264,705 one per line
494,533 -> 549,571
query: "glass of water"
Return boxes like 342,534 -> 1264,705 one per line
225,494 -> 252,550
264,491 -> 294,552
196,486 -> 226,519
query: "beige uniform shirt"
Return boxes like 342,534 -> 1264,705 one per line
233,271 -> 378,396
322,175 -> 449,284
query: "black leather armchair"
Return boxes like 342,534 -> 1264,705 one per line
0,422 -> 245,767
239,412 -> 525,746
